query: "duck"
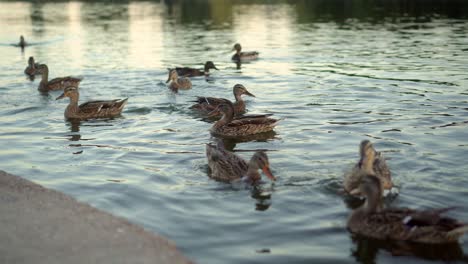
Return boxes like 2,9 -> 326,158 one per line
208,102 -> 280,138
166,69 -> 192,92
344,140 -> 393,196
206,142 -> 276,184
36,64 -> 82,92
231,43 -> 259,62
24,57 -> 43,76
56,86 -> 128,120
169,61 -> 218,77
18,35 -> 26,49
348,175 -> 468,244
190,84 -> 255,117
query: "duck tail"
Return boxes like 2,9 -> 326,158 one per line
447,225 -> 468,237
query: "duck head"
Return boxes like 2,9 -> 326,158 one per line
56,86 -> 78,100
358,140 -> 376,174
232,43 -> 242,52
247,151 -> 276,182
204,61 -> 219,71
28,56 -> 35,66
233,84 -> 255,98
359,175 -> 382,212
207,102 -> 234,118
166,69 -> 178,83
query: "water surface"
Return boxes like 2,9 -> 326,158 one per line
1,1 -> 468,263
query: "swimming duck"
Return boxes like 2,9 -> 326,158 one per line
206,142 -> 276,184
231,43 -> 259,62
166,69 -> 192,92
169,61 -> 218,77
208,102 -> 280,138
191,84 -> 255,117
56,86 -> 128,120
348,175 -> 468,244
18,35 -> 26,49
37,64 -> 82,92
344,140 -> 393,196
24,57 -> 43,76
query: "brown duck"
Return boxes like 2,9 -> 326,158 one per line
206,142 -> 276,184
191,84 -> 255,117
169,61 -> 218,77
348,175 -> 468,244
344,140 -> 393,196
37,64 -> 82,92
166,69 -> 192,92
208,102 -> 280,138
231,43 -> 259,62
24,57 -> 43,76
56,86 -> 128,120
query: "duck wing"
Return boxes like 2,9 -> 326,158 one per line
206,143 -> 248,181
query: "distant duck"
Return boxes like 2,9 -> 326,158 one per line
231,43 -> 259,62
191,84 -> 255,117
348,175 -> 468,244
206,142 -> 276,184
208,102 -> 280,138
24,57 -> 43,76
344,140 -> 393,196
36,64 -> 82,92
56,86 -> 128,120
18,35 -> 26,49
169,61 -> 218,77
166,69 -> 192,92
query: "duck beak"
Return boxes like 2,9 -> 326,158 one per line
213,66 -> 219,70
166,75 -> 171,83
244,90 -> 255,97
56,93 -> 65,100
262,165 -> 276,181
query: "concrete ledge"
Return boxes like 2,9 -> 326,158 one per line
0,170 -> 191,264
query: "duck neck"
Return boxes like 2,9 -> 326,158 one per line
245,160 -> 261,183
233,91 -> 243,102
66,93 -> 80,115
213,109 -> 234,129
363,194 -> 380,214
40,65 -> 49,84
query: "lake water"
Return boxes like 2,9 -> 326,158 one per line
1,1 -> 468,263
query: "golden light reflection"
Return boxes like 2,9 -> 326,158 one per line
128,2 -> 164,69
67,2 -> 84,68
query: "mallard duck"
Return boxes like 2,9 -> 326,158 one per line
190,84 -> 255,117
206,142 -> 276,183
348,175 -> 468,244
208,102 -> 280,138
169,61 -> 218,77
24,57 -> 43,76
344,140 -> 393,196
231,43 -> 259,62
36,64 -> 82,92
166,69 -> 192,92
56,86 -> 128,120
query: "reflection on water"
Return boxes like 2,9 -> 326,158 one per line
351,235 -> 467,264
1,1 -> 468,263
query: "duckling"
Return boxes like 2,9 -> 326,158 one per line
169,61 -> 218,77
166,69 -> 192,92
206,142 -> 276,184
344,140 -> 393,196
24,57 -> 43,76
191,84 -> 255,117
208,102 -> 280,138
231,43 -> 259,62
37,64 -> 82,92
348,175 -> 468,244
56,86 -> 128,120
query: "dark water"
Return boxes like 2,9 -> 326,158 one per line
1,1 -> 468,263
